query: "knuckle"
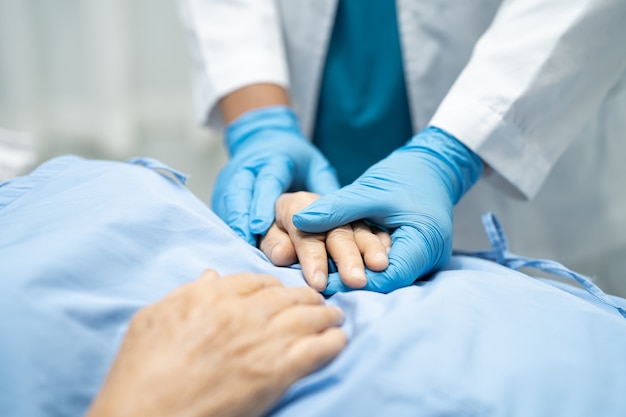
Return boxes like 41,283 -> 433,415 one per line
294,286 -> 325,305
267,286 -> 294,304
327,227 -> 354,241
130,306 -> 151,328
325,306 -> 344,325
273,306 -> 310,328
351,220 -> 370,232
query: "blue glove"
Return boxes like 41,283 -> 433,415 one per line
292,126 -> 483,294
213,106 -> 340,245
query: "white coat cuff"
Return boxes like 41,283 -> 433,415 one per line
430,94 -> 550,200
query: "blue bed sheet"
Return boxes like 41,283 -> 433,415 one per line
1,156 -> 625,417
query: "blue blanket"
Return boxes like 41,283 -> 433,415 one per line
1,156 -> 625,416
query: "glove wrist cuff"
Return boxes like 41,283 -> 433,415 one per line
408,126 -> 484,202
225,105 -> 303,156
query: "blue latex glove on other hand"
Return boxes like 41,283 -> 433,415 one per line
292,126 -> 483,294
213,106 -> 340,245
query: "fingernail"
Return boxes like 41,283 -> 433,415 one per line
311,271 -> 327,291
350,267 -> 367,286
374,252 -> 388,263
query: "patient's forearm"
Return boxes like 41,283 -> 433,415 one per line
220,83 -> 290,124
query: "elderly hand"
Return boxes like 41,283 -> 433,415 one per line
212,106 -> 340,245
87,270 -> 346,417
292,127 -> 483,294
260,192 -> 390,292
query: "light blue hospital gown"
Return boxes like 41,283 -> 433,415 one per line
1,156 -> 625,417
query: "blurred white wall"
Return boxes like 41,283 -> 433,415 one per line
0,0 -> 226,203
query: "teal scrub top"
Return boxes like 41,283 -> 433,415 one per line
313,0 -> 414,186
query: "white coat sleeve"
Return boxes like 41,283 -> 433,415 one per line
178,0 -> 289,130
430,0 -> 626,198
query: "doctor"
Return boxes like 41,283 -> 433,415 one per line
179,0 -> 626,294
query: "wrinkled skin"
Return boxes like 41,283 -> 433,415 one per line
260,192 -> 391,292
87,270 -> 346,417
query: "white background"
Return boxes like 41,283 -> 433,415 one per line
0,0 -> 226,203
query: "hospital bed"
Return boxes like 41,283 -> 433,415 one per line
1,156 -> 625,416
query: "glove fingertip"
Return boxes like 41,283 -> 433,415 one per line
322,287 -> 338,296
291,212 -> 323,233
290,211 -> 307,226
250,216 -> 273,235
229,224 -> 256,246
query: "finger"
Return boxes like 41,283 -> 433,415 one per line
218,273 -> 284,296
214,168 -> 257,245
375,228 -> 392,252
364,228 -> 428,293
306,154 -> 341,195
274,192 -> 320,228
157,269 -> 222,305
352,222 -> 389,272
365,225 -> 448,293
248,285 -> 325,318
274,193 -> 330,292
321,272 -> 348,295
198,269 -> 221,282
271,304 -> 344,336
292,184 -> 374,233
292,231 -> 329,292
322,225 -> 443,294
325,225 -> 367,289
259,223 -> 298,266
284,328 -> 347,382
211,168 -> 233,220
250,160 -> 293,235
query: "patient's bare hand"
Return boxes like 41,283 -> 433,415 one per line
87,270 -> 346,417
260,192 -> 391,291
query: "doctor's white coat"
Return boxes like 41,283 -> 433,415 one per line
180,0 -> 626,295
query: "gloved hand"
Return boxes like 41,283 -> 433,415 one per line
292,126 -> 483,294
213,106 -> 340,245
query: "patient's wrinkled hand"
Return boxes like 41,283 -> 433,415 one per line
260,192 -> 391,291
87,270 -> 346,417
